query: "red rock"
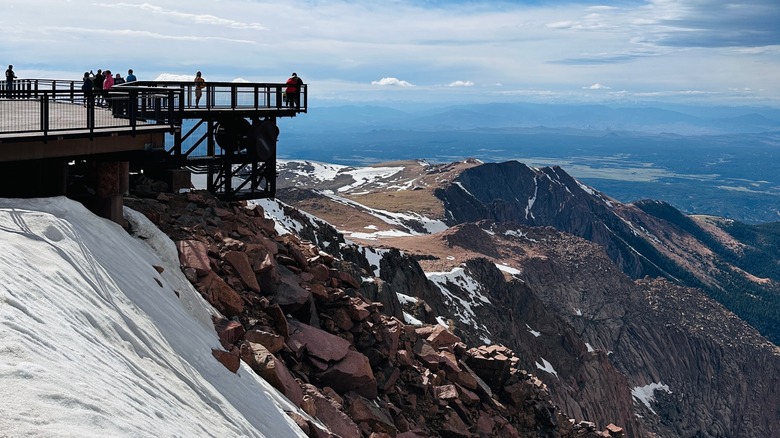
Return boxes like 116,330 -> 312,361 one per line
273,269 -> 313,311
476,412 -> 494,437
252,216 -> 277,236
438,350 -> 460,372
338,271 -> 361,289
348,297 -> 372,321
441,409 -> 471,438
397,350 -> 414,367
266,304 -> 289,339
302,385 -> 360,438
196,271 -> 244,317
212,347 -> 240,373
222,237 -> 244,251
286,411 -> 310,435
214,318 -> 246,347
320,350 -> 378,399
214,207 -> 234,219
244,328 -> 284,353
240,342 -> 303,406
288,320 -> 351,362
434,384 -> 459,401
457,384 -> 481,405
330,307 -> 354,331
450,367 -> 479,391
308,283 -> 329,300
310,263 -> 331,282
177,239 -> 211,276
427,325 -> 461,350
413,339 -> 440,370
224,251 -> 261,292
606,424 -> 624,437
347,395 -> 397,436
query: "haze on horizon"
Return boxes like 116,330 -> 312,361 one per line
1,0 -> 779,107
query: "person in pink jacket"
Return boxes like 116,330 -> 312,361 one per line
102,70 -> 114,108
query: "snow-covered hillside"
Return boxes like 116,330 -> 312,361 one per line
0,197 -> 305,437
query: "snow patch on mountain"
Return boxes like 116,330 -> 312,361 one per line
631,382 -> 672,415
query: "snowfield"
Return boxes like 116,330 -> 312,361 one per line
0,197 -> 305,437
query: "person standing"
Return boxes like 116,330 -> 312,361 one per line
103,70 -> 114,109
93,69 -> 105,106
126,69 -> 137,82
81,71 -> 93,107
5,65 -> 17,98
285,72 -> 303,109
194,71 -> 205,108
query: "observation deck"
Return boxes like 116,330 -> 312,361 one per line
0,78 -> 306,221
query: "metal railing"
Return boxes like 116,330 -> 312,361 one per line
124,80 -> 307,112
0,85 -> 182,140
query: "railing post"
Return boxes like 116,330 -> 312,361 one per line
41,94 -> 49,141
231,85 -> 237,109
87,91 -> 95,138
129,90 -> 137,132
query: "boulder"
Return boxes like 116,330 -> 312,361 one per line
214,318 -> 246,347
224,250 -> 261,292
273,267 -> 313,311
302,384 -> 361,438
320,350 -> 378,399
212,347 -> 240,373
288,320 -> 351,362
196,271 -> 244,317
347,394 -> 398,436
244,328 -> 285,353
240,341 -> 303,407
177,239 -> 211,276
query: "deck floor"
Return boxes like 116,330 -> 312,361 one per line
0,100 -> 154,138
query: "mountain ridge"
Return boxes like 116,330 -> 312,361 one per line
273,157 -> 780,437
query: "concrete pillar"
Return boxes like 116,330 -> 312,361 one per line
90,161 -> 129,226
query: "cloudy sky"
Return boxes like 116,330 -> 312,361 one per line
1,0 -> 779,105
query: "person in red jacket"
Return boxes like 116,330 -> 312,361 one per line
285,72 -> 303,109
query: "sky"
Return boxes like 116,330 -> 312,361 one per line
0,196 -> 307,437
1,0 -> 779,106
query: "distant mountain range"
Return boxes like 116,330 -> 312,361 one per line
274,102 -> 780,224
290,102 -> 780,135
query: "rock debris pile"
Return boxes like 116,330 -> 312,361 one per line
126,191 -> 623,438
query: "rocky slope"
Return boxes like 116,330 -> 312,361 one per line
125,191 -> 626,438
270,159 -> 780,437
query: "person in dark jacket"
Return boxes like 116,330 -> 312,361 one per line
81,71 -> 93,107
5,64 -> 17,98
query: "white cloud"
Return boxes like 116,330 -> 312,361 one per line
95,2 -> 267,30
586,83 -> 611,90
0,0 -> 777,105
371,77 -> 414,87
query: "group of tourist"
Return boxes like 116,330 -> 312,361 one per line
80,68 -> 137,106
